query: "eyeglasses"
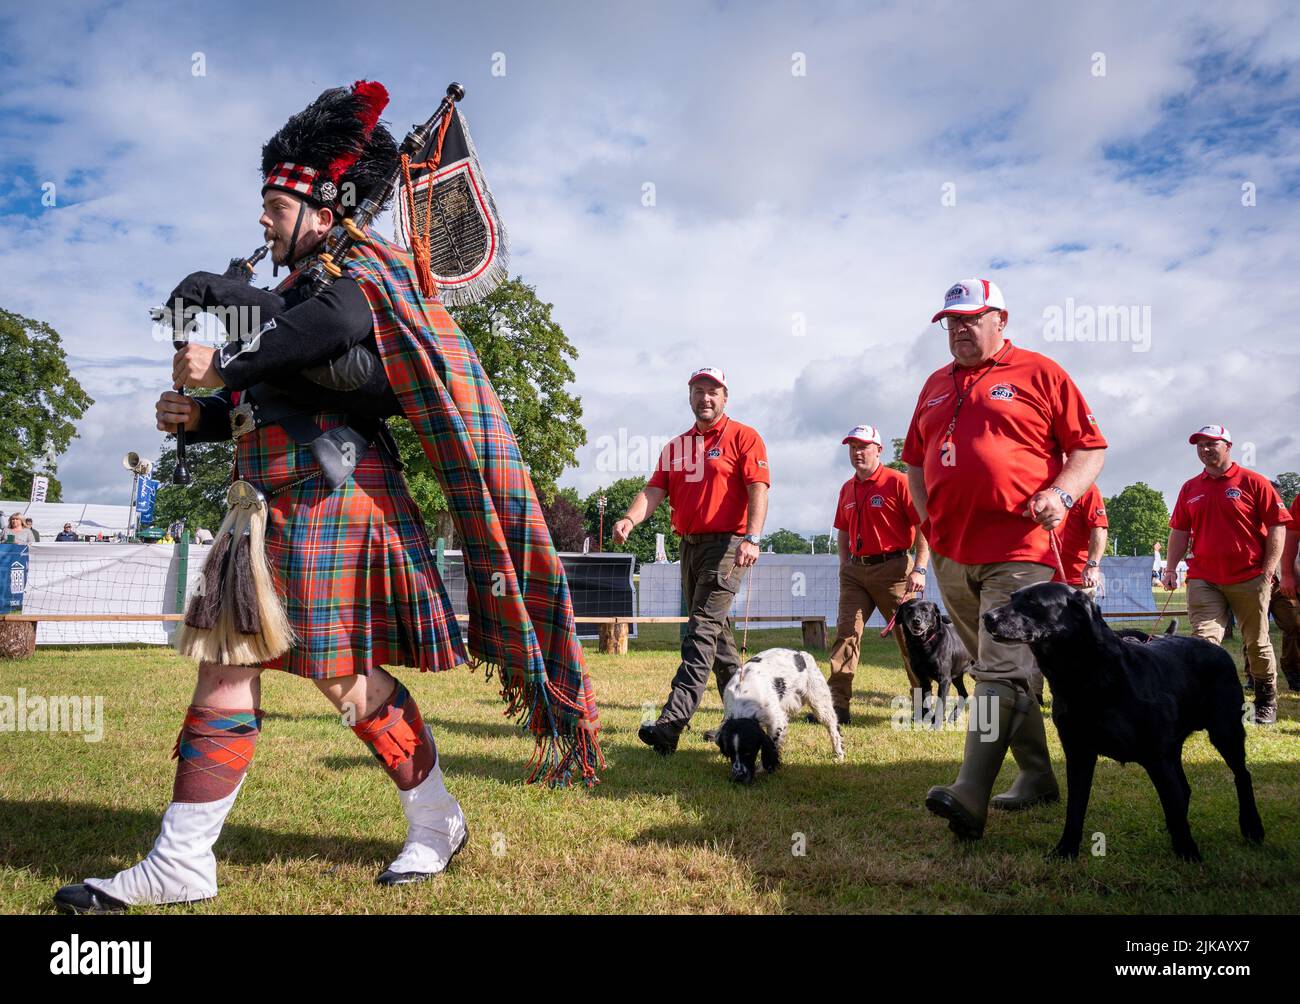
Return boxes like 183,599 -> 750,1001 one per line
938,310 -> 996,332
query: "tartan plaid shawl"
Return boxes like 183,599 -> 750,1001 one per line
346,231 -> 602,786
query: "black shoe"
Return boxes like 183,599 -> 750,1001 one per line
376,828 -> 469,886
53,883 -> 128,915
638,723 -> 680,755
1286,670 -> 1300,692
1244,675 -> 1254,693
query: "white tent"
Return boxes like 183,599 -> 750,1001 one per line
0,499 -> 135,539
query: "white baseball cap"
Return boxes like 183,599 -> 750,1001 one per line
931,278 -> 1008,323
1189,424 -> 1232,445
688,366 -> 728,390
842,424 -> 882,447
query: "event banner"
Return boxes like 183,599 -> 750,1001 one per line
0,543 -> 29,612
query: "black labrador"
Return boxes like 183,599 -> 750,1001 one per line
897,598 -> 971,724
984,583 -> 1264,862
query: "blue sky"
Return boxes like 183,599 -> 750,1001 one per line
3,0 -> 1300,542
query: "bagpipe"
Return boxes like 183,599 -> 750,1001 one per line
156,81 -> 510,666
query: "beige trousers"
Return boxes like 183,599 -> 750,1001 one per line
931,554 -> 1054,689
1187,574 -> 1277,687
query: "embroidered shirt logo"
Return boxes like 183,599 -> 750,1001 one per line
844,500 -> 857,510
1225,488 -> 1243,500
1187,494 -> 1204,504
706,447 -> 722,460
989,384 -> 1015,401
756,459 -> 768,468
926,392 -> 951,408
870,495 -> 886,508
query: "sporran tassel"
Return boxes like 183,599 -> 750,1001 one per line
175,480 -> 295,665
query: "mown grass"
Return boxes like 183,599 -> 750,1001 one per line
1,618 -> 1297,914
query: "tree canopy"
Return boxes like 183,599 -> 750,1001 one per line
1104,482 -> 1171,556
0,308 -> 94,502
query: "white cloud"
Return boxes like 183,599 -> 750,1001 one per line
2,0 -> 1299,530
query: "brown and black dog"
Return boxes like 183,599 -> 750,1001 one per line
984,583 -> 1264,862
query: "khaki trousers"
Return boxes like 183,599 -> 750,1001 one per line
1268,590 -> 1300,682
931,554 -> 1054,689
1187,575 -> 1277,687
656,534 -> 748,730
827,554 -> 914,710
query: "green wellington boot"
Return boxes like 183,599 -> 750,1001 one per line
991,696 -> 1059,811
924,680 -> 1020,840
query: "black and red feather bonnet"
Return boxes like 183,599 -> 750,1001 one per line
261,80 -> 398,216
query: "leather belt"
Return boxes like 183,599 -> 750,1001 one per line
231,383 -> 401,492
848,548 -> 908,566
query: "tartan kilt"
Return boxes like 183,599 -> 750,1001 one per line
233,412 -> 467,679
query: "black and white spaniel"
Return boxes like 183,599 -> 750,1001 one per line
714,648 -> 845,784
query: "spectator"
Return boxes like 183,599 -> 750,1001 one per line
615,366 -> 770,756
828,423 -> 929,723
1162,425 -> 1289,725
5,514 -> 35,544
24,517 -> 40,542
905,277 -> 1106,841
55,523 -> 79,542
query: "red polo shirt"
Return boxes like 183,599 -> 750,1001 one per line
833,465 -> 919,557
902,341 -> 1107,567
1057,483 -> 1108,586
648,415 -> 770,535
1169,463 -> 1290,584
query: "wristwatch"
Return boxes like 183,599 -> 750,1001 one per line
1085,559 -> 1100,568
913,566 -> 928,575
1049,486 -> 1075,509
742,534 -> 761,545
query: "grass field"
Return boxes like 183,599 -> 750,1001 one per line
1,618 -> 1297,915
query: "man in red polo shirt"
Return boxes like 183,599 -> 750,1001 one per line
1058,483 -> 1109,596
613,367 -> 770,754
904,278 -> 1106,843
829,424 -> 929,723
1162,425 -> 1289,725
1273,489 -> 1300,693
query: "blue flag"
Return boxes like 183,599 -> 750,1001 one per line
135,477 -> 160,527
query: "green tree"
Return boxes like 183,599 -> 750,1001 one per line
1105,482 -> 1171,556
884,437 -> 908,473
395,278 -> 586,543
0,308 -> 94,502
1274,471 -> 1300,507
585,476 -> 678,566
761,527 -> 813,553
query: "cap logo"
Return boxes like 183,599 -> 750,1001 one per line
945,283 -> 969,302
989,383 -> 1015,401
318,180 -> 338,202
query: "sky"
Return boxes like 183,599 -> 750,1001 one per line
3,0 -> 1300,546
